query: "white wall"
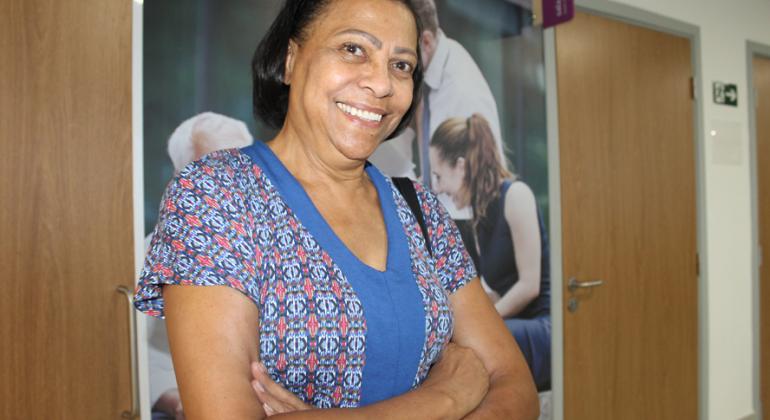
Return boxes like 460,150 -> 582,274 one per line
131,1 -> 151,418
605,1 -> 770,419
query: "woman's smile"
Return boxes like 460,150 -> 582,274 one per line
335,101 -> 384,123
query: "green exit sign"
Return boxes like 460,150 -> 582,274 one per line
713,82 -> 738,106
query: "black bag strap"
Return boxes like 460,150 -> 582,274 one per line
392,177 -> 433,257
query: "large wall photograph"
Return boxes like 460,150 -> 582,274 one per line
142,0 -> 551,417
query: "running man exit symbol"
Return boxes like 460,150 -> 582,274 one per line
713,82 -> 738,106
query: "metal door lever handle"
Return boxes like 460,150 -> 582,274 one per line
567,277 -> 604,293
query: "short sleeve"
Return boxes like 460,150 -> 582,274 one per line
134,150 -> 259,317
414,183 -> 478,293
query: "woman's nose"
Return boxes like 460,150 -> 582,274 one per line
359,61 -> 393,98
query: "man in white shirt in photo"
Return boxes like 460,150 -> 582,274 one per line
369,0 -> 503,220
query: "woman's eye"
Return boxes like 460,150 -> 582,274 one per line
392,61 -> 414,74
342,43 -> 365,57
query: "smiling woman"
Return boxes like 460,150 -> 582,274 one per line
134,0 -> 538,419
253,0 -> 422,163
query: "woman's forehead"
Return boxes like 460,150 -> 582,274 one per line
308,0 -> 418,45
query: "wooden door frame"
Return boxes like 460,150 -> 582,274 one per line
544,2 -> 707,419
131,1 -> 152,418
747,40 -> 770,420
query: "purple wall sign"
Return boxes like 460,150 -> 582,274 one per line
542,0 -> 575,28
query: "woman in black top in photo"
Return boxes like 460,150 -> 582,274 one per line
429,114 -> 551,391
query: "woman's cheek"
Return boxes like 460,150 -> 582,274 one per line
396,80 -> 414,112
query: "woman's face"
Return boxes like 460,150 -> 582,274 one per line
283,0 -> 418,162
429,147 -> 468,207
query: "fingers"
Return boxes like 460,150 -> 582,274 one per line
252,376 -> 290,415
261,400 -> 276,417
438,342 -> 459,359
250,362 -> 312,415
253,363 -> 306,404
251,363 -> 289,413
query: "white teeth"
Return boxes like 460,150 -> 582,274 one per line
336,102 -> 383,122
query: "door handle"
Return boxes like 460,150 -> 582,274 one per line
116,286 -> 140,419
567,277 -> 604,293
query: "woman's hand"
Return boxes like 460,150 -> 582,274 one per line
449,278 -> 539,419
422,342 -> 490,417
249,346 -> 487,420
251,362 -> 312,416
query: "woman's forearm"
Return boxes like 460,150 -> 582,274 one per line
270,386 -> 458,420
448,280 -> 540,419
494,277 -> 539,319
253,343 -> 488,420
462,371 -> 539,420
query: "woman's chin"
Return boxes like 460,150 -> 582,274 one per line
332,135 -> 383,162
451,195 -> 469,209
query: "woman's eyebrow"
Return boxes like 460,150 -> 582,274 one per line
336,29 -> 382,48
334,28 -> 417,59
394,46 -> 418,59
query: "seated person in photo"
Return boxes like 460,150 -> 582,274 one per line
429,114 -> 551,391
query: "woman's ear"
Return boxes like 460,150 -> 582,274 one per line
284,39 -> 298,85
456,156 -> 467,176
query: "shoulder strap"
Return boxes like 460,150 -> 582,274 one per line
392,177 -> 433,257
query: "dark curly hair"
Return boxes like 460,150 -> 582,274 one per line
251,0 -> 424,140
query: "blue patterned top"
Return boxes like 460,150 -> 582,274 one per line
134,142 -> 477,408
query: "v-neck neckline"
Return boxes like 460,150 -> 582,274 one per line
243,141 -> 401,276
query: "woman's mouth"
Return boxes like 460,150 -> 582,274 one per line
336,102 -> 384,123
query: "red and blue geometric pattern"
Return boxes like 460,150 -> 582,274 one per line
134,148 -> 477,407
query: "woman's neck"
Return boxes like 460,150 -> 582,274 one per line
267,125 -> 370,192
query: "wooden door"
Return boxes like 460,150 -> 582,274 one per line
0,0 -> 136,418
556,12 -> 698,419
755,54 -> 770,419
